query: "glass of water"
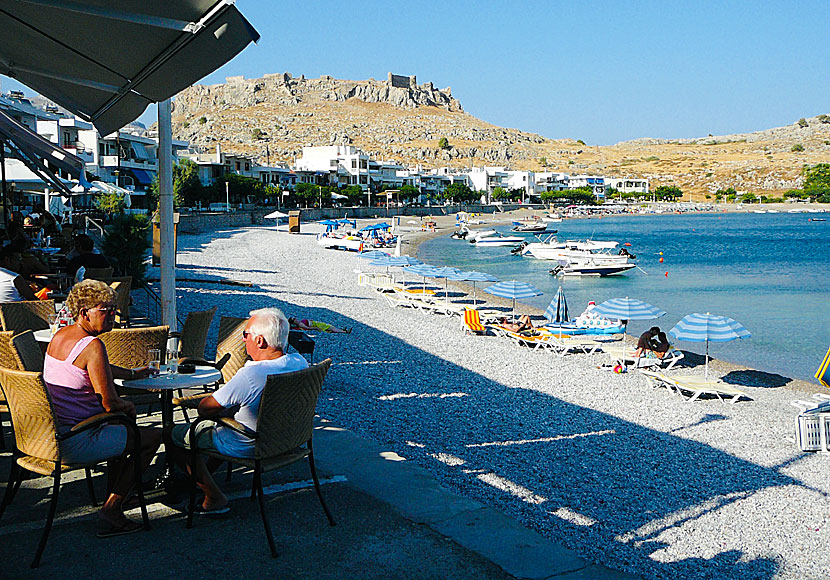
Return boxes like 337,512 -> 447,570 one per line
148,349 -> 161,375
167,347 -> 179,375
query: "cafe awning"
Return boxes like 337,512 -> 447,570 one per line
0,0 -> 260,136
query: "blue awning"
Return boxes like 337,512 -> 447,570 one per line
129,168 -> 154,185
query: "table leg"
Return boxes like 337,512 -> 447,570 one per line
152,390 -> 177,492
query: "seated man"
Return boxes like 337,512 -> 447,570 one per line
0,244 -> 39,302
165,307 -> 308,514
634,326 -> 670,359
66,234 -> 110,278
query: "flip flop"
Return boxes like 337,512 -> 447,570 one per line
193,503 -> 230,517
96,519 -> 144,538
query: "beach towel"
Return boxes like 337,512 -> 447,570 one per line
817,344 -> 830,388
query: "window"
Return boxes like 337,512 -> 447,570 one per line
351,159 -> 357,169
63,132 -> 72,148
236,161 -> 240,171
245,163 -> 250,171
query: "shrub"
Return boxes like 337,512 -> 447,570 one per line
252,128 -> 265,140
198,116 -> 207,124
438,137 -> 451,150
797,118 -> 808,128
791,143 -> 805,152
818,114 -> 830,124
102,214 -> 151,284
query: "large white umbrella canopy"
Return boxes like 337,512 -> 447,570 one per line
0,1 -> 259,332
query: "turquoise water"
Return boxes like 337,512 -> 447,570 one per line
418,212 -> 830,383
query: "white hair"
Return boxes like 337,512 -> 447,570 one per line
247,307 -> 289,351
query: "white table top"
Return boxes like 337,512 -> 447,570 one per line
114,365 -> 222,391
34,328 -> 53,343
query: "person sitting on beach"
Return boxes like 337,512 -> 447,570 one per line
634,326 -> 670,359
499,314 -> 534,333
164,307 -> 308,514
288,316 -> 351,334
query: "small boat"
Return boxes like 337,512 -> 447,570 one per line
474,233 -> 526,247
550,261 -> 637,277
467,229 -> 497,243
511,222 -> 548,233
809,218 -> 827,222
451,226 -> 470,239
543,303 -> 624,335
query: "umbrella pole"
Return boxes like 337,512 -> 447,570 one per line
473,282 -> 477,307
705,339 -> 709,380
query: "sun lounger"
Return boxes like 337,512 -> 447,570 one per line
605,346 -> 684,370
504,330 -> 601,356
462,308 -> 487,335
640,370 -> 749,403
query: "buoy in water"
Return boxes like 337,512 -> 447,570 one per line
659,257 -> 664,263
665,272 -> 669,277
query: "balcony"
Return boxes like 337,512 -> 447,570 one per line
101,155 -> 158,170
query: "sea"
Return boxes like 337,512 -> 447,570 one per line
418,211 -> 830,383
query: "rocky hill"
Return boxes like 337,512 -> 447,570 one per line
171,72 -> 830,199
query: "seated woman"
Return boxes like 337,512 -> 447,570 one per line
288,316 -> 351,334
45,279 -> 161,537
498,314 -> 535,333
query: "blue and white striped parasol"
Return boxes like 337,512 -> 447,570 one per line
544,286 -> 569,323
669,312 -> 751,379
429,266 -> 463,300
370,255 -> 422,285
592,297 -> 666,321
483,280 -> 542,320
447,270 -> 499,306
404,263 -> 438,292
358,250 -> 390,260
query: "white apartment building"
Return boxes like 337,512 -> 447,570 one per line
467,166 -> 509,201
505,170 -> 535,200
604,177 -> 649,195
568,175 -> 606,199
534,172 -> 569,193
294,145 -> 370,190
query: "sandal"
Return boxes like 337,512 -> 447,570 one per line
97,519 -> 144,538
193,503 -> 230,517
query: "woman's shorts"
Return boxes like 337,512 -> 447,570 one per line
60,424 -> 127,465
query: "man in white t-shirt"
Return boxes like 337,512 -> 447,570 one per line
0,245 -> 38,302
167,307 -> 308,514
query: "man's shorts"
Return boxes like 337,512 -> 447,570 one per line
171,422 -> 219,452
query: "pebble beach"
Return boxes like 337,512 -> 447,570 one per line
166,218 -> 830,580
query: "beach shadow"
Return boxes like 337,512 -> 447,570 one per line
721,369 -> 791,388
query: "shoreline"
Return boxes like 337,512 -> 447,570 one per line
400,209 -> 822,394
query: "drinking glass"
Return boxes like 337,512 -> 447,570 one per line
48,314 -> 58,335
167,347 -> 179,375
148,349 -> 161,375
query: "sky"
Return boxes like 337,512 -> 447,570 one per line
3,0 -> 830,145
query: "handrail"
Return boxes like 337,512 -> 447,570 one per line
84,215 -> 105,237
135,280 -> 185,328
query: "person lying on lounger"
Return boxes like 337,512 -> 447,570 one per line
498,314 -> 534,333
288,317 -> 351,334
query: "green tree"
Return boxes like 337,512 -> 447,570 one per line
491,187 -> 510,201
294,182 -> 318,207
341,185 -> 364,205
149,159 -> 203,209
538,156 -> 548,168
540,187 -> 596,205
803,163 -> 830,201
95,190 -> 126,215
205,173 -> 266,206
791,143 -> 805,152
740,192 -> 758,203
438,137 -> 451,150
399,184 -> 420,201
101,214 -> 151,284
654,185 -> 683,201
443,182 -> 475,203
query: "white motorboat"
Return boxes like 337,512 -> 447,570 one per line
466,229 -> 497,242
519,235 -> 633,264
551,261 -> 637,277
473,232 -> 525,246
511,222 -> 549,233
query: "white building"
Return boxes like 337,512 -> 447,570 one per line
604,177 -> 649,195
467,166 -> 510,201
534,172 -> 569,193
294,145 -> 370,190
505,170 -> 535,200
568,174 -> 606,199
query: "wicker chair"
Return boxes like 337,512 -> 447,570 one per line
180,316 -> 248,385
99,326 -> 168,407
103,277 -> 132,327
0,300 -> 55,334
179,306 -> 218,359
0,367 -> 149,568
83,267 -> 114,280
0,330 -> 14,450
183,359 -> 335,557
10,330 -> 44,372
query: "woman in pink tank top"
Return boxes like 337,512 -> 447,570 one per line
46,279 -> 161,537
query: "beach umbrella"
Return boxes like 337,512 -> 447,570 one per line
592,297 -> 665,340
669,312 -> 751,379
319,219 -> 339,233
370,255 -> 422,284
430,266 -> 463,300
404,263 -> 438,293
483,280 -> 543,321
359,250 -> 390,260
264,210 -> 289,229
447,271 -> 499,306
544,286 -> 570,323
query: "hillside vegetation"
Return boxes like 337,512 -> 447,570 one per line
171,73 -> 830,200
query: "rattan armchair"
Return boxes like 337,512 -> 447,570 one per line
99,326 -> 169,407
103,277 -> 132,327
179,306 -> 218,359
10,330 -> 44,372
183,358 -> 335,557
0,300 -> 55,334
83,267 -> 114,280
0,330 -> 14,450
180,316 -> 248,385
0,367 -> 149,568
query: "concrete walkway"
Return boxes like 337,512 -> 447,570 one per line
0,418 -> 638,579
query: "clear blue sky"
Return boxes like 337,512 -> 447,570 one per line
3,1 -> 829,145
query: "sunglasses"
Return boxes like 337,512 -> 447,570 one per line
241,330 -> 256,340
90,306 -> 117,315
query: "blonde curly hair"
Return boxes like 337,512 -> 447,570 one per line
66,279 -> 115,318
